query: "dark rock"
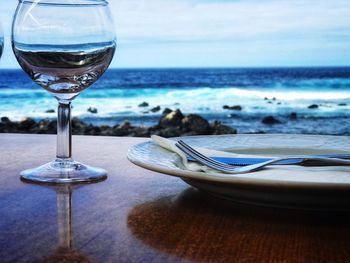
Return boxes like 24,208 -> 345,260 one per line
18,118 -> 36,131
308,104 -> 319,109
100,126 -> 114,136
72,118 -> 86,134
223,105 -> 242,111
158,127 -> 183,138
84,125 -> 101,136
211,121 -> 237,135
174,102 -> 180,106
72,117 -> 86,127
159,109 -> 184,128
46,120 -> 57,133
100,130 -> 114,136
0,112 -> 240,138
147,125 -> 161,134
231,105 -> 242,111
262,116 -> 281,125
45,109 -> 55,113
130,127 -> 150,137
272,97 -> 276,101
290,112 -> 298,120
1,117 -> 10,123
0,117 -> 16,133
162,108 -> 172,115
119,120 -> 132,130
112,121 -> 132,136
277,102 -> 281,105
87,107 -> 98,114
267,101 -> 273,104
264,97 -> 268,100
113,127 -> 129,136
138,102 -> 149,107
338,103 -> 347,106
246,130 -> 266,134
182,114 -> 210,135
35,119 -> 56,134
150,106 -> 161,113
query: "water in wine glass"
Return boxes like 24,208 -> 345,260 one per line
13,41 -> 116,99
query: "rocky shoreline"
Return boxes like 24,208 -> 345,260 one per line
1,100 -> 344,137
0,109 -> 237,138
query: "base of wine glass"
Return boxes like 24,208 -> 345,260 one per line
20,159 -> 107,184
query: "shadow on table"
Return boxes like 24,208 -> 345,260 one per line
127,187 -> 350,262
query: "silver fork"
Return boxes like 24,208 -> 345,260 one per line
175,140 -> 350,174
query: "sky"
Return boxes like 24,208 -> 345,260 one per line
0,0 -> 350,68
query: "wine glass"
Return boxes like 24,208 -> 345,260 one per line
12,0 -> 116,184
0,23 -> 3,60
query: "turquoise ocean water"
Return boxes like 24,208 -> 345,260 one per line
0,67 -> 350,134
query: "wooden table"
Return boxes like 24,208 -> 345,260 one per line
0,134 -> 350,263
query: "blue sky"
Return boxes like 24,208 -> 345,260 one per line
1,0 -> 350,68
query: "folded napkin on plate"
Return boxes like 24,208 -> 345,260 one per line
150,135 -> 350,183
151,135 -> 275,173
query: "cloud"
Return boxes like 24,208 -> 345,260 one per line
1,0 -> 350,67
111,0 -> 350,44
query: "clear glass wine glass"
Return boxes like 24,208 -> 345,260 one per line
0,23 -> 3,60
12,0 -> 116,184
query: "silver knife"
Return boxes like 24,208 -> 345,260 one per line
187,154 -> 350,166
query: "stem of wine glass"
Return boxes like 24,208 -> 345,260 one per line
57,101 -> 72,160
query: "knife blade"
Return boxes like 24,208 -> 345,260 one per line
187,154 -> 350,166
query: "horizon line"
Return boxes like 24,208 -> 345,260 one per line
1,65 -> 350,70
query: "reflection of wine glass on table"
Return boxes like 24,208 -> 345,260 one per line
12,0 -> 116,184
42,185 -> 92,263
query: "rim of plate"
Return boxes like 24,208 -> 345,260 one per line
127,134 -> 350,190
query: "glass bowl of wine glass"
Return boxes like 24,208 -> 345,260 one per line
0,23 -> 3,60
12,0 -> 116,184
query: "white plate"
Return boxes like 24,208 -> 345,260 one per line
127,134 -> 350,210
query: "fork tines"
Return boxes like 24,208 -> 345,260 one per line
176,140 -> 236,171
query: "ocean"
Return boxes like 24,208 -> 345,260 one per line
1,67 -> 350,135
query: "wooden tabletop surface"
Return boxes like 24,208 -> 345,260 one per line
1,134 -> 350,263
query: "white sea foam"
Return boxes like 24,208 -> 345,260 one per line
1,87 -> 349,121
166,87 -> 350,101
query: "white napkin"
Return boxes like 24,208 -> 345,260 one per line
151,135 -> 273,173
